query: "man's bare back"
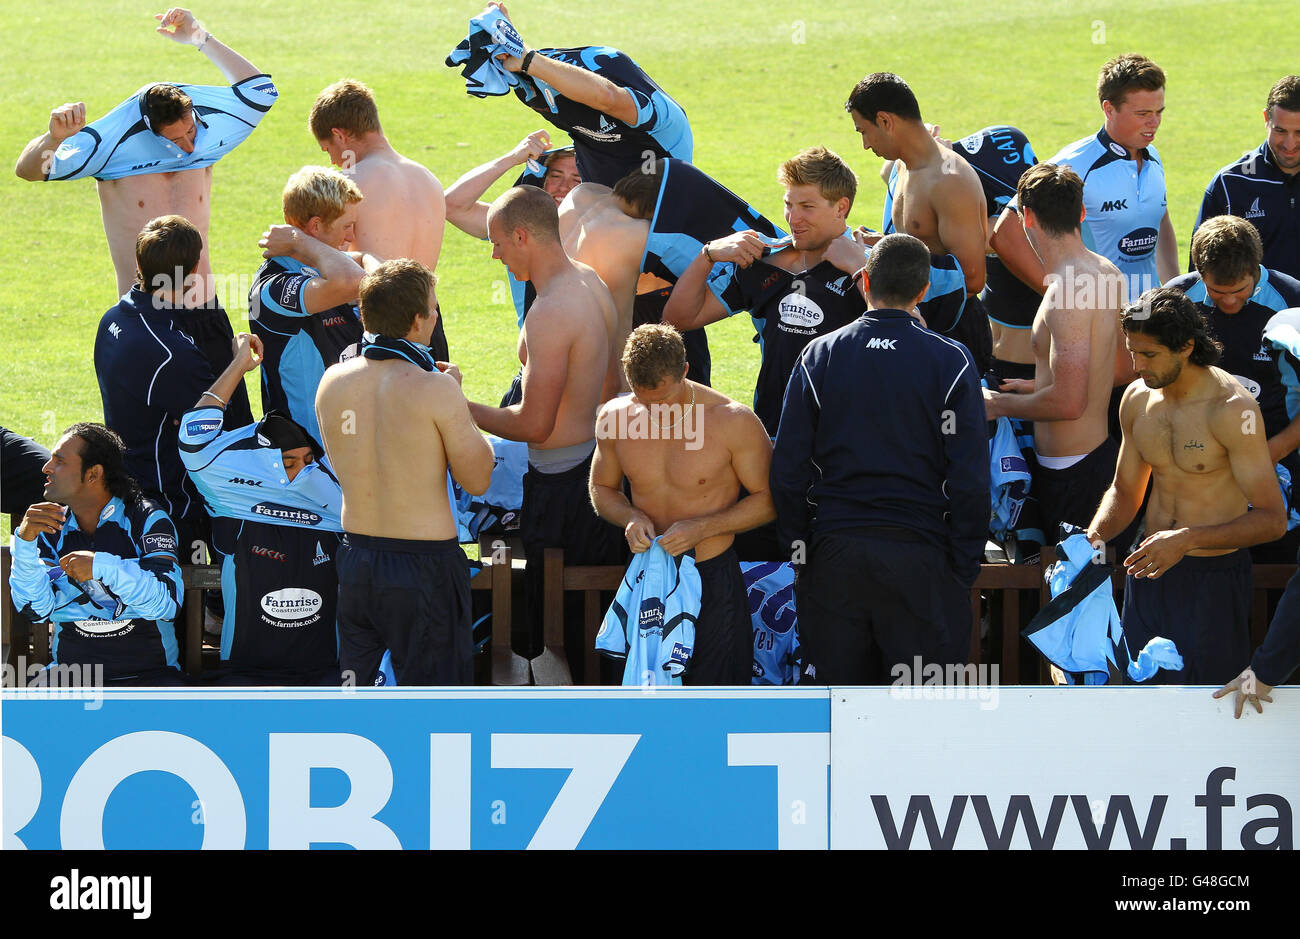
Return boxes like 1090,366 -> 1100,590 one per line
559,182 -> 646,388
601,384 -> 761,561
348,150 -> 446,270
1125,369 -> 1263,555
519,261 -> 618,447
316,357 -> 487,540
1030,253 -> 1122,457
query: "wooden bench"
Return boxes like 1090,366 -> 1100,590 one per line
3,546 -> 519,684
539,548 -> 1300,686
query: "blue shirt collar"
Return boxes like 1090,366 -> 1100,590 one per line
1096,127 -> 1157,164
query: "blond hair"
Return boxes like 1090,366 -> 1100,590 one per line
282,166 -> 363,227
778,146 -> 857,208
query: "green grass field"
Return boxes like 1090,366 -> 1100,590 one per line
1,0 -> 1296,493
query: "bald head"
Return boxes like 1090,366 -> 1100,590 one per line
487,185 -> 561,244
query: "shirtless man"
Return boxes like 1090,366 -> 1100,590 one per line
590,324 -> 775,684
1087,287 -> 1287,684
467,186 -> 626,676
845,72 -> 991,369
315,260 -> 494,685
309,79 -> 450,357
983,163 -> 1126,541
15,8 -> 274,300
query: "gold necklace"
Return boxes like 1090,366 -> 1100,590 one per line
656,382 -> 696,432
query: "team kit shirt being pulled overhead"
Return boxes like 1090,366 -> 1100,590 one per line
7,496 -> 183,679
1194,143 -> 1300,281
952,125 -> 1042,329
706,235 -> 867,435
1168,266 -> 1300,462
249,256 -> 363,446
514,46 -> 693,186
1045,128 -> 1167,301
46,76 -> 278,181
179,407 -> 344,678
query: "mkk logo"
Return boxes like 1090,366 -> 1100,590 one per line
228,477 -> 264,487
107,322 -> 121,339
865,337 -> 897,350
251,545 -> 286,562
1099,199 -> 1128,212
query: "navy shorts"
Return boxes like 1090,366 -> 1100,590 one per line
683,547 -> 751,686
1122,549 -> 1251,685
336,533 -> 473,686
1034,437 -> 1118,544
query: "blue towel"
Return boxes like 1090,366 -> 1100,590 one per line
445,9 -> 526,98
596,539 -> 699,685
1023,533 -> 1183,683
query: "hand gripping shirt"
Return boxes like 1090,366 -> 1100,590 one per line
249,255 -> 363,446
706,234 -> 867,435
46,75 -> 277,181
8,496 -> 183,678
513,46 -> 693,187
596,539 -> 700,686
179,406 -> 344,673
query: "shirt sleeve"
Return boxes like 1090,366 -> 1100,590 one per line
941,347 -> 992,586
706,260 -> 762,317
7,534 -> 58,621
91,509 -> 183,621
178,405 -> 232,468
45,91 -> 146,181
770,348 -> 821,555
186,76 -> 278,128
1190,175 -> 1227,270
254,269 -> 313,318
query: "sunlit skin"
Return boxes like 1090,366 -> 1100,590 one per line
850,109 -> 899,161
542,154 -> 581,205
1201,272 -> 1259,316
310,202 -> 358,251
155,110 -> 198,153
1266,105 -> 1300,174
1102,88 -> 1165,156
487,216 -> 527,281
783,183 -> 849,253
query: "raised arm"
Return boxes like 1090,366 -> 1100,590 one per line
446,131 -> 550,239
15,103 -> 86,181
193,333 -> 262,412
488,2 -> 639,126
662,231 -> 765,332
155,8 -> 261,83
259,225 -> 367,314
